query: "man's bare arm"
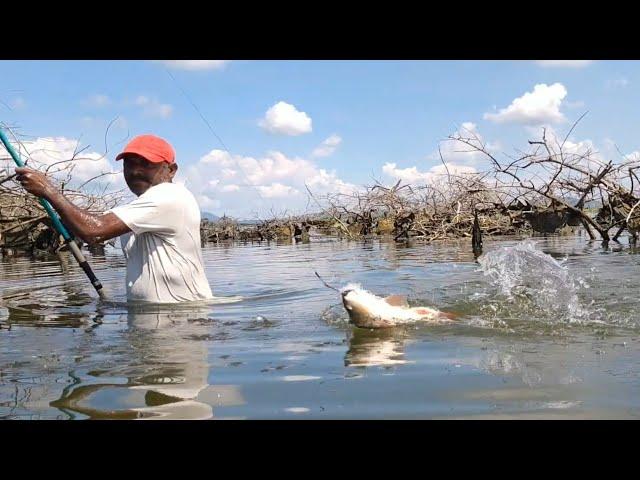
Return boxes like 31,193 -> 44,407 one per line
15,167 -> 131,244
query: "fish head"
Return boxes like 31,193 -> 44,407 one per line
341,288 -> 394,329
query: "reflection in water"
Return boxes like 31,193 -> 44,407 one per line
1,280 -> 102,328
3,236 -> 640,419
344,321 -> 622,399
50,304 -> 244,420
344,328 -> 411,367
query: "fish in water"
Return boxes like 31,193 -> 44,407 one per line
314,272 -> 455,329
340,283 -> 456,329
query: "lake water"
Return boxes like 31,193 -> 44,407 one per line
1,234 -> 640,419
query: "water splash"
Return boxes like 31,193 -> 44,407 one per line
477,240 -> 588,324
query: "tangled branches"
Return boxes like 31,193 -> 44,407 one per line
0,125 -> 128,254
306,119 -> 639,246
450,122 -> 640,244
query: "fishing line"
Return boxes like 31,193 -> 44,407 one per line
314,271 -> 341,292
162,67 -> 266,202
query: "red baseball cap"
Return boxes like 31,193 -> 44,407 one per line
115,134 -> 176,164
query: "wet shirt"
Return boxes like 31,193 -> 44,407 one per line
109,182 -> 213,303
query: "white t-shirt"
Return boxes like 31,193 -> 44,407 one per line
109,182 -> 213,303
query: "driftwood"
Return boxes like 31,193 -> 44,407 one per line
200,213 -> 314,244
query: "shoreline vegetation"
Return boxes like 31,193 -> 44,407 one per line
2,123 -> 640,258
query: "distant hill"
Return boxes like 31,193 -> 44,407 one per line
201,212 -> 220,221
202,212 -> 262,224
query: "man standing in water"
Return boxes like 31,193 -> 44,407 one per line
14,134 -> 213,303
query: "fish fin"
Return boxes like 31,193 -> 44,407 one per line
384,295 -> 409,307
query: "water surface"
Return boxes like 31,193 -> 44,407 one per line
1,234 -> 640,419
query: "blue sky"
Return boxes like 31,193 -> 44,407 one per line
1,60 -> 639,218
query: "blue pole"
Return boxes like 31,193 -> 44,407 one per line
0,126 -> 105,298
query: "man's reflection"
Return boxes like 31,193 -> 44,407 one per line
51,303 -> 244,420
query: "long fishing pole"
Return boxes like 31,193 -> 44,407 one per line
0,126 -> 106,299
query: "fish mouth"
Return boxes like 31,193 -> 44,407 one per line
341,290 -> 354,310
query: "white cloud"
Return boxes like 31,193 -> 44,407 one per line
257,183 -> 300,198
382,163 -> 428,183
135,95 -> 173,119
312,134 -> 342,157
197,195 -> 221,210
602,137 -> 624,162
259,101 -> 312,136
434,122 -> 498,166
3,137 -> 125,194
534,60 -> 593,68
460,122 -> 477,132
526,126 -> 605,173
158,60 -> 230,71
83,94 -> 111,108
221,168 -> 237,179
623,151 -> 640,169
378,123 -> 491,188
200,149 -> 234,167
182,149 -> 356,217
429,163 -> 478,176
484,83 -> 568,125
538,127 -> 597,153
382,162 -> 477,186
562,139 -> 602,169
305,169 -> 354,194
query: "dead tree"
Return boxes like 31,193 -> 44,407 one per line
448,121 -> 640,245
0,125 -> 128,254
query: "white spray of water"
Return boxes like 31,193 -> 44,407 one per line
477,240 -> 588,323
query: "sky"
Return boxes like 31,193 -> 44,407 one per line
1,60 -> 639,218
